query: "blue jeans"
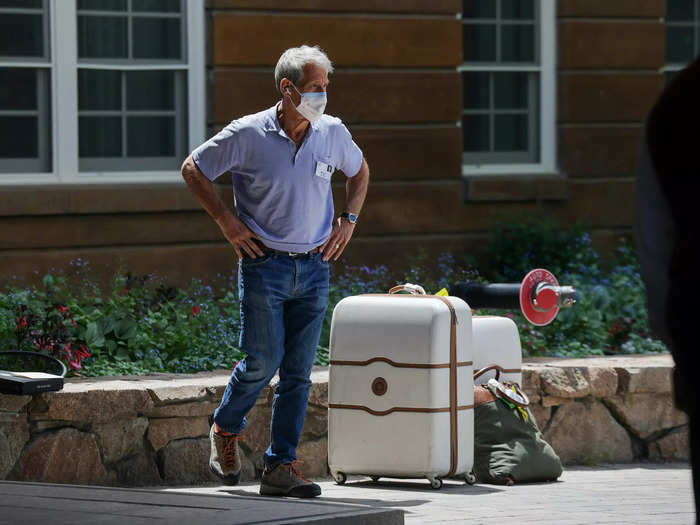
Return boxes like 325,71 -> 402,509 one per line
213,251 -> 329,468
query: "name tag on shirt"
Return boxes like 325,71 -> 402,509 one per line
315,161 -> 334,181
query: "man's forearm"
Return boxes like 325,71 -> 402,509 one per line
181,155 -> 235,226
345,158 -> 369,215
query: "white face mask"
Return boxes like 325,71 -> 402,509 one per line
288,83 -> 327,123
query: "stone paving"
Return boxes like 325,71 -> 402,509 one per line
164,463 -> 695,524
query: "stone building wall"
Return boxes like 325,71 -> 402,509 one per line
0,355 -> 687,486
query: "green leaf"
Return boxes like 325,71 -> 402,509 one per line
115,319 -> 138,340
42,274 -> 55,288
85,321 -> 105,348
98,316 -> 117,335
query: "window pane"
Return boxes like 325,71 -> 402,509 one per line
0,0 -> 42,7
462,0 -> 495,18
0,116 -> 38,158
126,71 -> 174,110
463,72 -> 490,109
463,114 -> 490,151
666,25 -> 695,62
501,0 -> 535,19
77,0 -> 127,10
133,17 -> 181,59
0,14 -> 43,57
501,24 -> 535,62
78,16 -> 127,59
79,70 -> 121,110
495,114 -> 528,151
463,24 -> 496,61
132,0 -> 181,13
127,116 -> 175,156
494,72 -> 528,109
0,68 -> 36,110
79,116 -> 122,157
666,0 -> 694,21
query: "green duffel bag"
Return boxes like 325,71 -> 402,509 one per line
473,365 -> 563,485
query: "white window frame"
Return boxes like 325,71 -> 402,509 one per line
0,0 -> 205,186
459,0 -> 557,177
660,0 -> 700,77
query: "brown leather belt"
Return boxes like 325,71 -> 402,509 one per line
265,247 -> 321,257
253,239 -> 321,258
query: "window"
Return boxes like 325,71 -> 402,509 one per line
0,0 -> 52,173
665,0 -> 700,81
0,0 -> 205,185
459,0 -> 556,175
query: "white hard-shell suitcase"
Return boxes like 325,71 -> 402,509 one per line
328,288 -> 475,489
472,316 -> 522,385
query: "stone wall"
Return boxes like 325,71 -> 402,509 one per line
0,355 -> 687,487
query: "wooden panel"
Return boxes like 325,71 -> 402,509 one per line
212,14 -> 461,67
558,0 -> 664,18
212,126 -> 462,184
213,70 -> 461,124
559,125 -> 643,178
352,127 -> 461,180
0,184 -> 204,217
209,0 -> 461,14
546,179 -> 635,227
558,74 -> 663,123
466,176 -> 568,202
331,182 -> 541,235
0,243 -> 235,289
0,212 -> 224,250
558,21 -> 665,70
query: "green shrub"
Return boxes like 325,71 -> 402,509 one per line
0,220 -> 667,376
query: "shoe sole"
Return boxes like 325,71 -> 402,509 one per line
210,464 -> 241,486
259,484 -> 322,498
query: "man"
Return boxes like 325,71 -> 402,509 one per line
636,54 -> 700,517
181,45 -> 369,498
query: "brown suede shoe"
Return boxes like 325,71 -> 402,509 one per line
259,461 -> 321,498
209,424 -> 242,485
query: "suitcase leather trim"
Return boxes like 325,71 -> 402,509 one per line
328,403 -> 474,417
359,293 -> 461,477
330,357 -> 473,369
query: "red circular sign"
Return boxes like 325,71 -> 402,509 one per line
519,269 -> 559,326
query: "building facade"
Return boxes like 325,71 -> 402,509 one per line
0,0 -> 697,286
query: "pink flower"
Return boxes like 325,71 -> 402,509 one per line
191,305 -> 201,316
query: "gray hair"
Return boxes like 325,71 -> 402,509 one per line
274,45 -> 334,95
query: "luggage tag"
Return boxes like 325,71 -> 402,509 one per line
487,378 -> 530,407
314,161 -> 334,182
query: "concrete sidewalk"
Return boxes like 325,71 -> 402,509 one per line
164,463 -> 695,524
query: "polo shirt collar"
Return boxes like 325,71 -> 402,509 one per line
263,103 -> 319,137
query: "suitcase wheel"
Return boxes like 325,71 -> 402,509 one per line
428,477 -> 443,490
464,472 -> 477,485
332,471 -> 347,485
370,476 -> 380,482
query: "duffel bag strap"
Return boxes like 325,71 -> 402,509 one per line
473,364 -> 504,381
388,283 -> 427,295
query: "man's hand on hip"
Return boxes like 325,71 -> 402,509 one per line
320,217 -> 355,262
218,215 -> 264,259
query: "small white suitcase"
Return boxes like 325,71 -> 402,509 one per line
472,316 -> 522,385
328,290 -> 475,489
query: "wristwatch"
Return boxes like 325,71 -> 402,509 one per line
340,212 -> 358,224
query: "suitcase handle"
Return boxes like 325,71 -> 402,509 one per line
388,283 -> 427,295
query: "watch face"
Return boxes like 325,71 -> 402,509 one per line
347,213 -> 358,223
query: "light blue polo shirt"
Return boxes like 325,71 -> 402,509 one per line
192,104 -> 363,253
